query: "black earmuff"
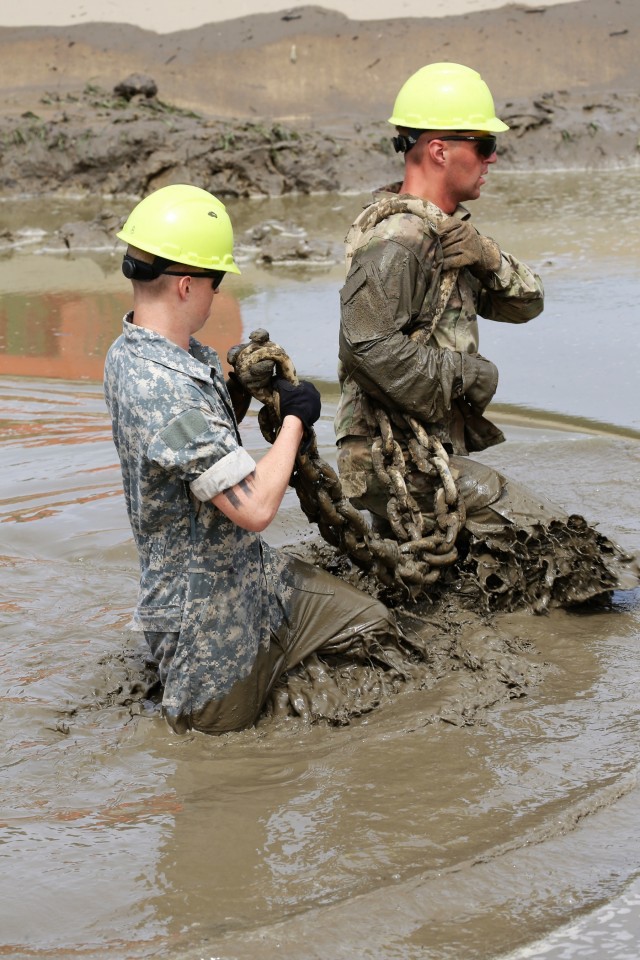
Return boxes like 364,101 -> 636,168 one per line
392,132 -> 420,154
121,254 -> 162,281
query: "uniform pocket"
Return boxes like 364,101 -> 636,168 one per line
340,260 -> 395,344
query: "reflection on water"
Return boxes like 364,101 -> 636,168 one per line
0,288 -> 128,380
1,172 -> 640,960
0,270 -> 243,381
2,169 -> 640,431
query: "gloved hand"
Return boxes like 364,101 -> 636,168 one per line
437,218 -> 502,276
225,371 -> 252,422
461,354 -> 499,414
227,341 -> 275,393
275,377 -> 321,431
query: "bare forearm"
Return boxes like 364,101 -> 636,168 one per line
212,416 -> 303,531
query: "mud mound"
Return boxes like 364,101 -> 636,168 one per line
460,515 -> 639,614
265,598 -> 543,728
0,81 -> 639,201
1,0 -> 640,199
260,521 -> 638,727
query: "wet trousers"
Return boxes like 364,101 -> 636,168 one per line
146,552 -> 401,736
336,435 -> 567,538
335,436 -> 640,610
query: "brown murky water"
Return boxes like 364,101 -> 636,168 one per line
1,171 -> 640,959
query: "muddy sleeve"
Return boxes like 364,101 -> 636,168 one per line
476,251 -> 544,324
338,241 -> 466,422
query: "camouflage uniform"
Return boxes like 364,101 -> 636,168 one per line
334,186 -> 639,608
334,184 -> 551,533
104,315 -> 400,735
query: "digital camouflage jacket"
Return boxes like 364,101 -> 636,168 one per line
104,316 -> 292,730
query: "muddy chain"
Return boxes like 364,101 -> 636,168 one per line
228,329 -> 465,598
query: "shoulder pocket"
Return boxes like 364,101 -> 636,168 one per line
339,263 -> 368,306
340,260 -> 395,344
160,409 -> 209,452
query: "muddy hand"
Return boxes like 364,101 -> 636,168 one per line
463,354 -> 499,413
227,340 -> 275,393
225,371 -> 252,422
438,218 -> 501,275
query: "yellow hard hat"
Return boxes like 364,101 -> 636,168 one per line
389,62 -> 509,133
117,184 -> 240,274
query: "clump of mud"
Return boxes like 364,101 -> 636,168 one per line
459,515 -> 638,614
73,516 -> 636,736
263,520 -> 638,728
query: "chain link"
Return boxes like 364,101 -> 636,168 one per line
229,329 -> 465,599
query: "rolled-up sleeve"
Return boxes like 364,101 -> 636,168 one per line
147,406 -> 256,500
189,447 -> 256,501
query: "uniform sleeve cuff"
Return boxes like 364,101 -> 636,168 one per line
189,447 -> 257,502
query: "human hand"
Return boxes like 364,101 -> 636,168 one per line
463,354 -> 499,413
227,341 -> 275,393
226,371 -> 252,421
438,218 -> 501,275
275,378 -> 321,431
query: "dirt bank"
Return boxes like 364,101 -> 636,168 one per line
0,0 -> 639,201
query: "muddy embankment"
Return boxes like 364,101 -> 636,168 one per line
0,0 -> 639,217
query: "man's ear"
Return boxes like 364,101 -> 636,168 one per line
427,138 -> 447,166
176,275 -> 191,300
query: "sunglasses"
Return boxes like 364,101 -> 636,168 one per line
163,269 -> 226,290
437,135 -> 498,159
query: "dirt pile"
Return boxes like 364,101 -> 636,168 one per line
0,0 -> 639,200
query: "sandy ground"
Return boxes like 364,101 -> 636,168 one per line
0,0 -> 638,203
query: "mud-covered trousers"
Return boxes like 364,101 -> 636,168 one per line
145,552 -> 400,736
336,436 -> 639,610
337,436 -> 566,537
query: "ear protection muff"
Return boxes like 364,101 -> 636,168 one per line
121,254 -> 172,281
392,130 -> 421,154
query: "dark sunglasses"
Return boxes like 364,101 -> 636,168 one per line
437,135 -> 497,159
163,269 -> 225,290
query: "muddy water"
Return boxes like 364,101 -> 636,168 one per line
1,171 -> 640,959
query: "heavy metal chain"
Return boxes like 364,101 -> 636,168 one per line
229,328 -> 465,599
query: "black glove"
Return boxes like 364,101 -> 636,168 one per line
275,378 -> 321,431
225,371 -> 252,422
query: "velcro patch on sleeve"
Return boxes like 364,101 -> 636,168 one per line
339,263 -> 367,306
160,409 -> 209,451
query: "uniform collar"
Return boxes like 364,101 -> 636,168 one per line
372,182 -> 471,221
122,312 -> 218,383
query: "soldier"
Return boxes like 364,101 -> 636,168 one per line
104,184 -> 402,735
335,62 -> 637,606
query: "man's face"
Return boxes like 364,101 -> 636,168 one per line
161,267 -> 225,333
440,131 -> 498,204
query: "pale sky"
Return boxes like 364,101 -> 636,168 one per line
0,0 -> 582,33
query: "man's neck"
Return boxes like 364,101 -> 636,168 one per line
131,307 -> 191,352
399,173 -> 457,214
